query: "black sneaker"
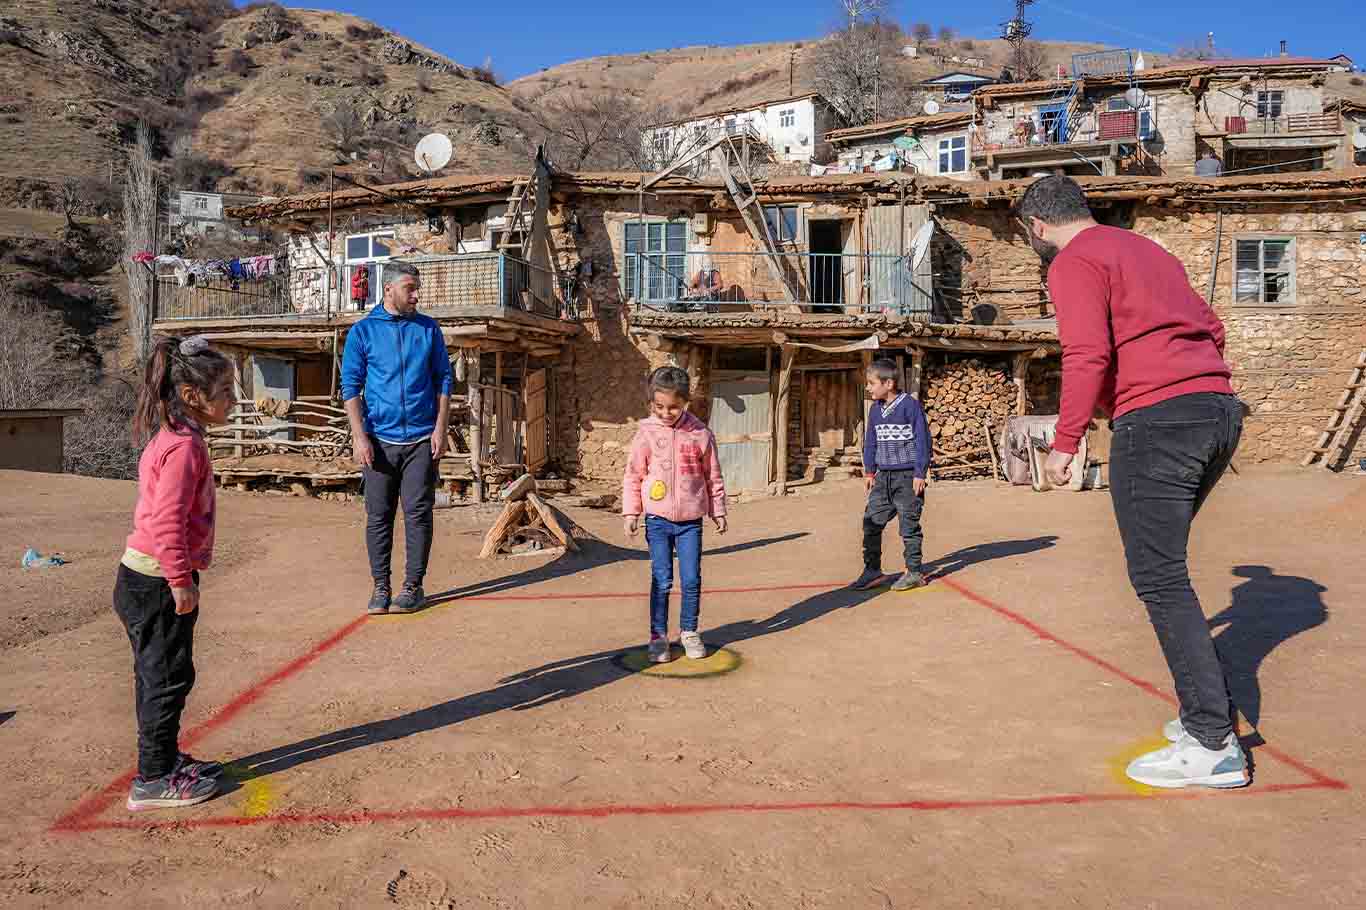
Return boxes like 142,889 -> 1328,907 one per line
850,568 -> 886,591
127,770 -> 218,811
174,752 -> 223,779
367,584 -> 392,615
891,571 -> 926,592
391,583 -> 425,614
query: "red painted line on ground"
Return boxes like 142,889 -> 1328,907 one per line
50,614 -> 371,833
59,780 -> 1340,833
934,576 -> 1350,791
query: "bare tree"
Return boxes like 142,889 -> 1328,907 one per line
123,122 -> 157,364
1012,40 -> 1048,81
529,92 -> 690,171
938,26 -> 957,46
0,290 -> 69,410
324,98 -> 365,158
912,23 -> 933,48
812,2 -> 922,127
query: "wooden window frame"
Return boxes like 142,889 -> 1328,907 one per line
1232,235 -> 1296,307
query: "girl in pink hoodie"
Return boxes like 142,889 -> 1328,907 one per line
117,335 -> 234,811
623,367 -> 728,663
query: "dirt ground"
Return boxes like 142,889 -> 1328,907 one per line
2,466 -> 1363,908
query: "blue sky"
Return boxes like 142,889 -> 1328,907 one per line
309,1 -> 1362,81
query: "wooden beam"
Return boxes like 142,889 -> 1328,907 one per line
908,347 -> 926,401
775,345 -> 796,496
1011,351 -> 1031,416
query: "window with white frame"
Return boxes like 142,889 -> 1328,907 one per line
344,231 -> 394,262
1257,91 -> 1284,120
938,136 -> 968,173
193,196 -> 209,212
724,117 -> 737,135
779,108 -> 796,127
344,231 -> 396,309
623,221 -> 687,302
1234,237 -> 1294,305
762,205 -> 800,243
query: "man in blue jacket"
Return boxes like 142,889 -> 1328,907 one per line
851,358 -> 931,593
341,261 -> 453,615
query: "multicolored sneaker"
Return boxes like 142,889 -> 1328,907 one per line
890,571 -> 926,592
680,631 -> 706,660
127,770 -> 219,811
1163,718 -> 1186,742
850,568 -> 885,591
648,636 -> 671,664
1125,732 -> 1249,789
174,752 -> 223,779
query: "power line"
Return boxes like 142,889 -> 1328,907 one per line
1033,1 -> 1184,52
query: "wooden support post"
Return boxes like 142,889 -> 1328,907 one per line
908,347 -> 926,401
494,351 -> 504,388
1011,351 -> 1030,415
469,367 -> 485,502
775,345 -> 796,496
859,349 -> 873,438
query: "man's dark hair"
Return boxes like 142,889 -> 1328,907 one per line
648,365 -> 691,400
1016,175 -> 1093,226
867,358 -> 899,385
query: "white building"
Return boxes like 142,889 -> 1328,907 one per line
169,190 -> 263,239
643,93 -> 842,170
825,111 -> 977,180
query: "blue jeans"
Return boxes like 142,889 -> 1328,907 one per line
645,516 -> 703,637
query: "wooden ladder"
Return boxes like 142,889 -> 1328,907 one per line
1302,348 -> 1366,470
710,133 -> 800,302
497,176 -> 534,254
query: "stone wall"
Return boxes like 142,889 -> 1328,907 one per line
931,205 -> 1050,322
1135,204 -> 1366,464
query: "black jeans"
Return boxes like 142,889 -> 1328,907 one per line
113,564 -> 199,780
1110,392 -> 1242,749
863,470 -> 925,574
363,437 -> 438,587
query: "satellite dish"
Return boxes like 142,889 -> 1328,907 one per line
923,98 -> 941,116
910,220 -> 935,270
414,133 -> 453,173
1123,88 -> 1150,110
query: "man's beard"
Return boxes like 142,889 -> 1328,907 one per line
1027,232 -> 1060,266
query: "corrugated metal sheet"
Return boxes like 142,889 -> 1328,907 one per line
710,376 -> 772,492
866,204 -> 934,318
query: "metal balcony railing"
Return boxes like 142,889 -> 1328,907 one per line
623,251 -> 933,318
154,253 -> 560,322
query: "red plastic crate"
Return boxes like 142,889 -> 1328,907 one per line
1097,110 -> 1138,139
1224,116 -> 1247,134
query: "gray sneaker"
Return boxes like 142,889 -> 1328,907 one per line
1125,732 -> 1249,789
127,770 -> 219,811
680,631 -> 706,660
174,752 -> 223,779
890,572 -> 926,592
850,568 -> 885,590
367,584 -> 391,615
391,583 -> 425,614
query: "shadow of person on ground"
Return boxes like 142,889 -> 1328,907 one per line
1212,565 -> 1328,734
0,711 -> 13,727
220,582 -> 884,789
922,536 -> 1059,579
424,532 -> 810,607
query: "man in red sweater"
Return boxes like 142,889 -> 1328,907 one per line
1018,175 -> 1249,789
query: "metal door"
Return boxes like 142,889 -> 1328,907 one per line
251,355 -> 295,441
708,373 -> 772,493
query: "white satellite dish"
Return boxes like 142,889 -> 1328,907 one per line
910,220 -> 935,270
1123,87 -> 1150,110
414,133 -> 453,173
923,98 -> 941,116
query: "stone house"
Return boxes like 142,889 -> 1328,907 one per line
972,58 -> 1351,180
825,112 -> 977,179
163,162 -> 1366,501
1329,99 -> 1366,166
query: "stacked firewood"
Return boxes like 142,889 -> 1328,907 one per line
922,357 -> 1017,479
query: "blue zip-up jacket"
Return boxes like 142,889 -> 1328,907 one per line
863,392 -> 932,479
340,305 -> 454,443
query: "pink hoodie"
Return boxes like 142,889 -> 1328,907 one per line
622,411 -> 727,522
125,427 -> 216,588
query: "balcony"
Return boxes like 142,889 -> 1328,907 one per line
1225,112 -> 1343,136
623,251 -> 933,319
153,253 -> 560,324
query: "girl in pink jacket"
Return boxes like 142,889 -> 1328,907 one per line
117,335 -> 234,811
622,367 -> 728,663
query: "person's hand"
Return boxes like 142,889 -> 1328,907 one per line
624,515 -> 639,538
171,585 -> 199,615
865,474 -> 875,493
913,477 -> 927,496
1045,450 -> 1075,487
431,426 -> 449,460
353,434 -> 375,469
712,516 -> 728,534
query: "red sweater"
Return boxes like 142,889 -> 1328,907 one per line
1047,225 -> 1233,454
125,427 -> 216,588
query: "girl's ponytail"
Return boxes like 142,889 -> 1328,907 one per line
131,335 -> 232,444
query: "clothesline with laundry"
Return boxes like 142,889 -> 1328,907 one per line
144,253 -> 285,288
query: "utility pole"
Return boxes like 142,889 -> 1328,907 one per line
1001,0 -> 1036,79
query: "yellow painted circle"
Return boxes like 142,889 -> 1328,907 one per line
617,645 -> 742,678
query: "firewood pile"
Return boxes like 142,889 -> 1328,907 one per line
479,474 -> 581,559
922,357 -> 1018,479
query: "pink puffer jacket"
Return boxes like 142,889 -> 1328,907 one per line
622,412 -> 727,521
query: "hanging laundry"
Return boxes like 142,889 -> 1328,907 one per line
132,251 -> 155,264
228,259 -> 244,280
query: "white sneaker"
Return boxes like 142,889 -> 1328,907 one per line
1163,718 -> 1185,742
648,637 -> 671,663
1126,732 -> 1249,789
680,631 -> 706,660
